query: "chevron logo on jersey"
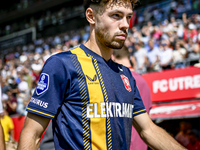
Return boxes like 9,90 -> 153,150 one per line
120,74 -> 132,92
86,74 -> 97,81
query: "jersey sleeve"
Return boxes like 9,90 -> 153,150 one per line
27,56 -> 67,119
132,79 -> 146,117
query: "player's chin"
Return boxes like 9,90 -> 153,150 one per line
111,41 -> 125,49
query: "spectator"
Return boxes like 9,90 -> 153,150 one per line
185,38 -> 200,65
170,0 -> 177,16
175,121 -> 192,147
31,63 -> 42,84
8,76 -> 19,98
34,51 -> 44,65
176,1 -> 185,13
183,23 -> 198,42
19,52 -> 28,64
18,75 -> 29,98
3,89 -> 18,116
184,0 -> 192,11
133,41 -> 148,74
186,129 -> 200,150
194,27 -> 200,44
146,39 -> 161,72
130,26 -> 142,43
0,106 -> 14,142
172,41 -> 187,69
124,35 -> 136,67
158,39 -> 173,70
152,25 -> 162,41
16,93 -> 29,116
30,81 -> 37,95
23,66 -> 33,90
1,78 -> 11,95
140,25 -> 151,47
42,49 -> 51,62
176,22 -> 184,39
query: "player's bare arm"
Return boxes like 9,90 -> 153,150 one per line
0,122 -> 5,150
17,112 -> 50,150
132,112 -> 187,150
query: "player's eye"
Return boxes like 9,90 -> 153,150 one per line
127,15 -> 132,20
112,14 -> 121,19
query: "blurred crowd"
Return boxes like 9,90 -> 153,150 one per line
0,0 -> 200,149
0,0 -> 84,37
1,0 -> 200,37
0,0 -> 47,17
126,12 -> 200,74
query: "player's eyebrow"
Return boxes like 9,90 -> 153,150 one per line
109,10 -> 133,16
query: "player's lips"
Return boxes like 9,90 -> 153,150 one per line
116,34 -> 127,40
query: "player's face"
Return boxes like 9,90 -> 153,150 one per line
95,1 -> 133,49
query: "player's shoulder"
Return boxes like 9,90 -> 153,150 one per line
47,47 -> 78,62
52,50 -> 72,58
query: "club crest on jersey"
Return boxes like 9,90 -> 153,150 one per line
120,74 -> 132,92
36,73 -> 49,95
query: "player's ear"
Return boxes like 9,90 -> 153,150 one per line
85,8 -> 95,25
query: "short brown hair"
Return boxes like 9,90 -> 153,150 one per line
83,0 -> 138,11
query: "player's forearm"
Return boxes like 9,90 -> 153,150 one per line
0,123 -> 5,150
141,125 -> 187,150
17,128 -> 41,150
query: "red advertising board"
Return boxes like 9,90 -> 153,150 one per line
142,66 -> 200,102
150,100 -> 200,121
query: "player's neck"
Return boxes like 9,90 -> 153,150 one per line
84,31 -> 112,61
